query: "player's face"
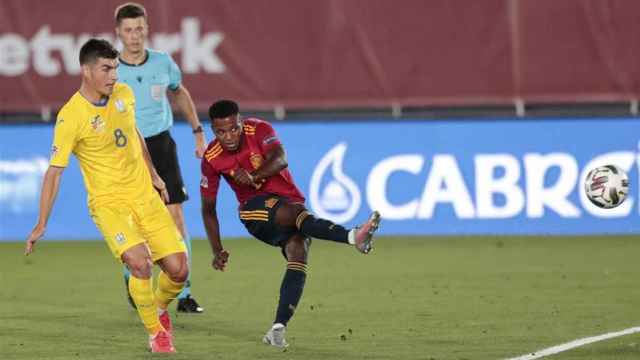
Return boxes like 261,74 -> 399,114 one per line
83,58 -> 119,97
116,17 -> 148,54
212,115 -> 243,152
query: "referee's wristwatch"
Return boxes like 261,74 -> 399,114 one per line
192,125 -> 204,134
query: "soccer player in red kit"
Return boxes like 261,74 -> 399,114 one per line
200,100 -> 381,348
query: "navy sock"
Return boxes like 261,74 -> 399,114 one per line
275,262 -> 307,326
296,211 -> 349,244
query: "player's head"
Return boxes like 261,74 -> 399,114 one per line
115,2 -> 148,54
209,100 -> 243,152
79,39 -> 119,97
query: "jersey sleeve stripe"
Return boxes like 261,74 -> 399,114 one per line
205,147 -> 224,161
205,144 -> 222,155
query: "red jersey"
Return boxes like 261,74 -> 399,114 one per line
200,118 -> 305,205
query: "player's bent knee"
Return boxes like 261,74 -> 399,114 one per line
275,203 -> 306,227
169,266 -> 189,283
285,235 -> 309,263
125,257 -> 153,278
157,251 -> 188,282
167,254 -> 189,283
121,244 -> 153,278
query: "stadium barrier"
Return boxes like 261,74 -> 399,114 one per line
0,118 -> 638,241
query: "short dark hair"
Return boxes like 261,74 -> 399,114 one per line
79,39 -> 118,65
209,100 -> 240,120
115,2 -> 147,24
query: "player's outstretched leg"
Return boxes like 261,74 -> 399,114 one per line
263,234 -> 310,349
122,244 -> 175,353
275,202 -> 382,254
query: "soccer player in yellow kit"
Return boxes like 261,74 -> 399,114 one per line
24,39 -> 186,353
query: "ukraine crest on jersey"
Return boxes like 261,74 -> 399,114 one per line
51,83 -> 156,205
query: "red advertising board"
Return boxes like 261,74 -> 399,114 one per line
1,0 -> 638,112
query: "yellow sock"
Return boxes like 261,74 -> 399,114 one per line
128,276 -> 163,335
154,271 -> 184,310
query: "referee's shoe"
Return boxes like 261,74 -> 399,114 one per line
177,295 -> 204,313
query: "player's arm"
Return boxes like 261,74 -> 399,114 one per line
252,144 -> 287,183
25,166 -> 65,255
27,108 -> 76,255
201,196 -> 229,271
250,121 -> 288,183
200,157 -> 229,270
232,121 -> 287,186
169,84 -> 207,158
231,145 -> 286,187
136,128 -> 169,203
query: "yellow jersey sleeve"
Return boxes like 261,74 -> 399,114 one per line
50,107 -> 79,167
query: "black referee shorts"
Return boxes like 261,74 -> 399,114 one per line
145,130 -> 188,205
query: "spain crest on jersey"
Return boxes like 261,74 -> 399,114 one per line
250,153 -> 263,170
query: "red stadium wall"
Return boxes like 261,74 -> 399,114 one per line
0,0 -> 639,112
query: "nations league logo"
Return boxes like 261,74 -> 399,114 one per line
309,143 -> 361,224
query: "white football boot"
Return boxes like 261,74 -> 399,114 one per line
262,323 -> 289,349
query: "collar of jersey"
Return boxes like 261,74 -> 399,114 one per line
119,49 -> 149,67
77,91 -> 109,107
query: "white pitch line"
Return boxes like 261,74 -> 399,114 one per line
506,326 -> 640,360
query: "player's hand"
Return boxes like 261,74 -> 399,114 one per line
195,132 -> 207,158
25,224 -> 46,255
212,249 -> 230,271
250,171 -> 267,188
231,168 -> 257,188
152,176 -> 170,203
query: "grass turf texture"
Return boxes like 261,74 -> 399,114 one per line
1,236 -> 639,359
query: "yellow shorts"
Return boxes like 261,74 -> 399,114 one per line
89,195 -> 186,262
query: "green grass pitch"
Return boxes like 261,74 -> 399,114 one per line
2,236 -> 640,359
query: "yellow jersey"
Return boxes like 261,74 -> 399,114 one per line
50,83 -> 156,205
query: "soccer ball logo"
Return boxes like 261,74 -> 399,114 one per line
584,165 -> 629,209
